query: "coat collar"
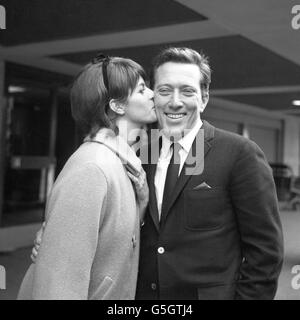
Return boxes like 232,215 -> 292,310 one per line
85,128 -> 142,177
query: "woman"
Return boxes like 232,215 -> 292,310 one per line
17,54 -> 157,300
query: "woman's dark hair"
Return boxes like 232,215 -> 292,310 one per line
70,56 -> 146,138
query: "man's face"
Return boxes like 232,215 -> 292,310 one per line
154,62 -> 208,138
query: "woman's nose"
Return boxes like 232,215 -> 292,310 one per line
148,88 -> 154,99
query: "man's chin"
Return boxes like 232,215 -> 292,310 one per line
161,127 -> 184,141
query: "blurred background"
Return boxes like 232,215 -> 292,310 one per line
0,0 -> 300,299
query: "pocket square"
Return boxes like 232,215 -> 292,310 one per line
193,182 -> 212,190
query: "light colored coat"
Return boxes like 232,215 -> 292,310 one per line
18,129 -> 142,300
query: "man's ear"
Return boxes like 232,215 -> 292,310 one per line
200,92 -> 209,113
109,99 -> 125,115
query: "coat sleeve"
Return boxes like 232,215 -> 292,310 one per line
32,163 -> 108,300
229,140 -> 284,300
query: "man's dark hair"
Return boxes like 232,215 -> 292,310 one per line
151,47 -> 211,99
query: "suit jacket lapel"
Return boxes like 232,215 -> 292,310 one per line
146,137 -> 161,232
147,163 -> 160,231
160,121 -> 215,227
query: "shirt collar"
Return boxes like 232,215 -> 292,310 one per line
161,118 -> 203,155
178,118 -> 202,153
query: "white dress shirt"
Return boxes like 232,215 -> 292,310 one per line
155,119 -> 203,219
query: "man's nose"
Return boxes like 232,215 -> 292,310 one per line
170,91 -> 183,108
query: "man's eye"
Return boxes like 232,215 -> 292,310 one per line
158,89 -> 171,95
182,90 -> 195,96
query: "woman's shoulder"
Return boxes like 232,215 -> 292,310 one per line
64,142 -> 122,176
72,141 -> 116,160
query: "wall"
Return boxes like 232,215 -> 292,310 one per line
204,97 -> 282,163
283,116 -> 300,176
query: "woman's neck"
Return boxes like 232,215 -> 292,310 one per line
115,118 -> 144,146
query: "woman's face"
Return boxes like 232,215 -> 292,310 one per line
124,77 -> 157,125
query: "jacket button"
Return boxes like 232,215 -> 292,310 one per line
157,247 -> 165,254
151,283 -> 157,290
132,235 -> 137,248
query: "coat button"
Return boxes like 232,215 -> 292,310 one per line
151,283 -> 157,290
157,247 -> 165,254
132,235 -> 137,248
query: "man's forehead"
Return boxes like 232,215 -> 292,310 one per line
154,62 -> 202,85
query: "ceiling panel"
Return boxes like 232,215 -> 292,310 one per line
54,35 -> 300,89
218,92 -> 300,112
0,0 -> 205,46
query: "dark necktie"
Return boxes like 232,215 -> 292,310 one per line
161,143 -> 181,219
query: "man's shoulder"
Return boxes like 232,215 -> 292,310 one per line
208,123 -> 262,157
213,125 -> 248,146
212,125 -> 265,162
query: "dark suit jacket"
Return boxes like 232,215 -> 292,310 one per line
136,120 -> 283,300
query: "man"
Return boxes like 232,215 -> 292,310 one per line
135,47 -> 283,300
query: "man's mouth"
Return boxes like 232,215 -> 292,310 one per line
165,113 -> 186,119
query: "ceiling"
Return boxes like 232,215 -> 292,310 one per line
0,0 -> 299,114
